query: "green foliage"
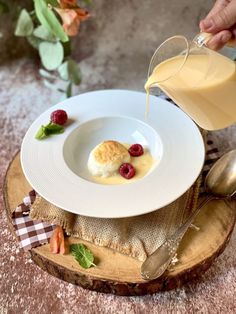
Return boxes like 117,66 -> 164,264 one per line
0,1 -> 9,13
58,60 -> 82,85
39,68 -> 58,80
62,40 -> 72,58
35,122 -> 64,140
46,0 -> 59,6
27,35 -> 43,49
33,25 -> 56,41
14,0 -> 91,99
70,243 -> 96,269
34,0 -> 68,43
39,61 -> 81,99
15,9 -> 34,36
66,82 -> 72,98
39,41 -> 64,70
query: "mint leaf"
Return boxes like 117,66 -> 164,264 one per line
35,123 -> 64,140
45,123 -> 64,135
70,243 -> 96,269
35,125 -> 47,140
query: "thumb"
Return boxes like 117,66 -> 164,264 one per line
201,1 -> 236,32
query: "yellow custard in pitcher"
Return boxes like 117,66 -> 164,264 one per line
145,51 -> 236,130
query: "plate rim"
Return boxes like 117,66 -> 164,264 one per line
21,89 -> 205,218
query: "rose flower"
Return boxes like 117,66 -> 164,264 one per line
54,0 -> 90,36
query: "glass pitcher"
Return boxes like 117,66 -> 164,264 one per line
145,33 -> 236,131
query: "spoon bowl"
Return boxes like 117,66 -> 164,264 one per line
205,150 -> 236,198
141,149 -> 236,280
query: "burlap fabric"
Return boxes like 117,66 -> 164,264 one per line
30,177 -> 201,261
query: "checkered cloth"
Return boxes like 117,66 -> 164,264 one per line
11,138 -> 220,251
12,190 -> 55,250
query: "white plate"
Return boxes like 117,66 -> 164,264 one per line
21,90 -> 205,218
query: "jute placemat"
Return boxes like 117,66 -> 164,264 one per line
28,175 -> 200,261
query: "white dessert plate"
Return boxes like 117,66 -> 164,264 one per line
21,89 -> 205,218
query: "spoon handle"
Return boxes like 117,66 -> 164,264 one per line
141,195 -> 215,280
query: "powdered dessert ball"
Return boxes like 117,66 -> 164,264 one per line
88,140 -> 131,177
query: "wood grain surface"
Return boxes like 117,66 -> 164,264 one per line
3,152 -> 236,296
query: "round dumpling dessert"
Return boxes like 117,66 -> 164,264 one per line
88,140 -> 130,177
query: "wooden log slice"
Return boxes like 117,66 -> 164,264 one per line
3,152 -> 236,296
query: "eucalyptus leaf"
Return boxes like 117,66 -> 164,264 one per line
58,61 -> 69,81
58,60 -> 82,85
15,9 -> 34,37
66,82 -> 72,98
39,41 -> 64,70
27,35 -> 42,49
34,0 -> 68,43
43,79 -> 60,90
33,25 -> 56,42
39,68 -> 58,80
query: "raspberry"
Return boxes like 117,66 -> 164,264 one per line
128,144 -> 144,157
50,109 -> 68,125
119,163 -> 136,179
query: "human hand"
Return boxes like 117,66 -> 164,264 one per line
200,0 -> 236,50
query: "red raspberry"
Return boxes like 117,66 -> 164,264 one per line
119,163 -> 136,179
50,109 -> 68,125
128,144 -> 144,157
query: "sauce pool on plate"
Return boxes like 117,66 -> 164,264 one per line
91,144 -> 154,185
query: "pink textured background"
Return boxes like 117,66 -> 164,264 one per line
1,1 -> 236,312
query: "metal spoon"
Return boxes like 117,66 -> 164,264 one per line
141,149 -> 236,280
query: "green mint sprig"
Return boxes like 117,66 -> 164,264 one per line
35,122 -> 64,140
70,243 -> 96,269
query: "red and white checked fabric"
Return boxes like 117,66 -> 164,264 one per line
12,190 -> 55,251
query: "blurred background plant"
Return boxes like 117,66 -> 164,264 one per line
10,0 -> 91,99
0,1 -> 9,14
